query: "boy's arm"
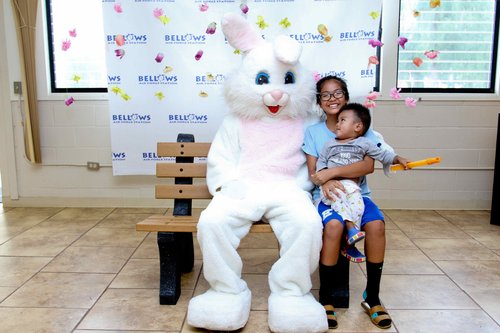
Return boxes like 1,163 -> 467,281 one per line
310,154 -> 375,186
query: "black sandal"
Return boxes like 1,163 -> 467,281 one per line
324,304 -> 338,329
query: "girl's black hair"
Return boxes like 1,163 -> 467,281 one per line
315,75 -> 350,104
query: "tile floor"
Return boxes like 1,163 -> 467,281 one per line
0,205 -> 499,333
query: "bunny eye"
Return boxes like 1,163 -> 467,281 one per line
255,72 -> 270,85
284,71 -> 295,84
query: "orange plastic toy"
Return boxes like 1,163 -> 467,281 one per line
390,156 -> 441,171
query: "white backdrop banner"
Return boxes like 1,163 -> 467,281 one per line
102,0 -> 382,175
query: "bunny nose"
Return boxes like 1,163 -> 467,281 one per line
270,89 -> 283,101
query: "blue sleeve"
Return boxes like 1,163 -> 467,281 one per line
302,126 -> 318,157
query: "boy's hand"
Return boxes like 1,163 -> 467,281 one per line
394,155 -> 410,170
311,168 -> 334,186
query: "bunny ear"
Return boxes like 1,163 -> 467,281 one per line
222,13 -> 265,52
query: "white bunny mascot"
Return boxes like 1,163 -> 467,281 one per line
187,13 -> 328,333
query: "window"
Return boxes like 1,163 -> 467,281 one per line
397,0 -> 499,93
45,0 -> 107,92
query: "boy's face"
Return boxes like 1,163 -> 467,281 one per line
335,109 -> 363,140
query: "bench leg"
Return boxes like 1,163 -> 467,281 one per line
157,232 -> 194,305
332,255 -> 350,308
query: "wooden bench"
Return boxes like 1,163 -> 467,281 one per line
136,133 -> 350,307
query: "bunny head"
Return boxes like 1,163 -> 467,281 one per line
222,13 -> 315,120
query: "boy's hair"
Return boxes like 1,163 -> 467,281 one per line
338,103 -> 371,136
315,75 -> 349,104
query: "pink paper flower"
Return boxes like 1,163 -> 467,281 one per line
114,49 -> 125,59
364,99 -> 377,108
115,34 -> 125,46
240,4 -> 249,14
114,3 -> 123,13
199,3 -> 208,12
313,71 -> 321,82
368,39 -> 384,47
69,29 -> 77,38
153,8 -> 164,18
64,97 -> 74,106
397,36 -> 408,49
390,87 -> 401,100
195,50 -> 203,61
206,22 -> 216,35
405,97 -> 417,108
368,55 -> 379,68
366,91 -> 379,100
155,53 -> 164,63
61,39 -> 71,51
424,50 -> 440,60
413,57 -> 423,67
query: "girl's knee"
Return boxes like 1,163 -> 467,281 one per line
323,219 -> 343,241
365,219 -> 385,237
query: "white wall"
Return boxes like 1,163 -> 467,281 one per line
0,1 -> 497,209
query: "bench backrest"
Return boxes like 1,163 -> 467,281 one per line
155,142 -> 212,200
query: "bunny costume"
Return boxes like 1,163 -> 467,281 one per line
186,13 -> 327,333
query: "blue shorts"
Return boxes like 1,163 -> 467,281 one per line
317,197 -> 384,228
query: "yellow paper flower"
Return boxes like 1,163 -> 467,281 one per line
256,16 -> 269,30
72,74 -> 81,83
163,66 -> 173,73
430,0 -> 440,8
120,93 -> 131,101
199,91 -> 208,97
369,11 -> 380,20
317,24 -> 328,36
279,18 -> 291,28
111,86 -> 123,95
155,92 -> 165,100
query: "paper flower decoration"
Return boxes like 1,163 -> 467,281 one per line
72,74 -> 81,83
155,53 -> 164,63
155,92 -> 165,100
206,73 -> 215,81
405,97 -> 417,107
368,39 -> 384,47
390,87 -> 401,100
69,29 -> 77,38
279,18 -> 291,28
240,4 -> 249,14
200,3 -> 208,12
256,16 -> 269,30
163,66 -> 173,73
111,86 -> 123,95
199,91 -> 208,97
195,50 -> 203,61
61,39 -> 71,51
369,11 -> 380,20
368,55 -> 379,68
413,57 -> 423,67
115,34 -> 125,46
317,24 -> 332,42
114,49 -> 125,59
430,0 -> 441,8
313,71 -> 321,82
64,97 -> 74,106
366,91 -> 379,101
121,93 -> 131,101
397,36 -> 408,49
364,99 -> 376,108
413,10 -> 421,17
424,50 -> 439,59
153,8 -> 163,18
206,22 -> 217,34
114,3 -> 123,13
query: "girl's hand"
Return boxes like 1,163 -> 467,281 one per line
322,179 -> 345,201
311,168 -> 333,186
394,155 -> 411,170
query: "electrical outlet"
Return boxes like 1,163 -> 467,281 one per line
87,161 -> 100,171
13,81 -> 22,94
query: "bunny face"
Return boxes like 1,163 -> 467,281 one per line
222,13 -> 315,120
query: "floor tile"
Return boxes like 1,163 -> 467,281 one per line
240,232 -> 279,249
466,289 -> 500,325
113,207 -> 167,214
48,207 -> 114,220
390,309 -> 500,333
464,229 -> 500,250
78,289 -> 189,331
132,233 -> 158,259
435,260 -> 500,292
239,248 -> 279,274
42,246 -> 135,273
414,238 -> 498,260
0,286 -> 16,302
73,227 -> 147,248
110,258 -> 201,291
380,275 -> 478,309
96,212 -> 157,229
0,256 -> 52,287
0,307 -> 87,333
385,229 -> 418,250
384,210 -> 448,223
381,249 -> 442,274
2,272 -> 114,308
391,219 -> 470,239
437,210 -> 492,229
